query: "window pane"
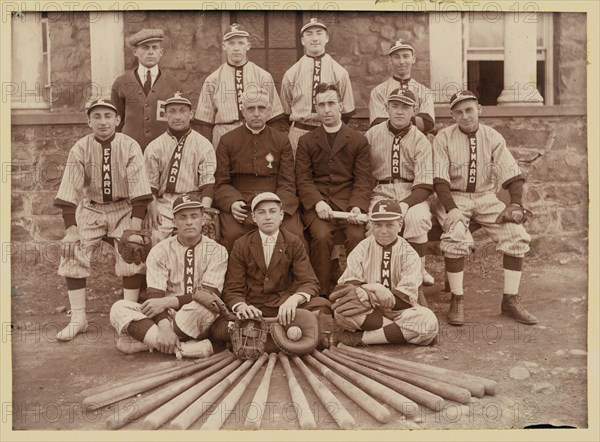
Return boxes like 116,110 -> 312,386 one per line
537,13 -> 547,47
468,12 -> 504,48
467,60 -> 504,105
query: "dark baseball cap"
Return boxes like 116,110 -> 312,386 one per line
86,99 -> 118,116
388,89 -> 417,106
370,199 -> 403,221
449,90 -> 479,109
301,17 -> 327,34
172,194 -> 203,214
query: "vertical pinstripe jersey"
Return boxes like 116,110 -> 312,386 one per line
146,235 -> 229,296
55,133 -> 151,205
369,77 -> 434,126
280,54 -> 355,125
365,123 -> 434,187
338,236 -> 422,306
144,130 -> 216,196
433,123 -> 523,193
195,61 -> 284,125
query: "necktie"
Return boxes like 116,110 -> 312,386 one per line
143,69 -> 152,96
264,236 -> 275,267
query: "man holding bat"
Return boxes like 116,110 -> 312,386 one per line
326,199 -> 438,347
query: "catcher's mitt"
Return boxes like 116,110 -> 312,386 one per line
270,309 -> 320,356
229,317 -> 269,360
117,230 -> 152,264
192,286 -> 229,316
495,204 -> 533,224
330,283 -> 371,317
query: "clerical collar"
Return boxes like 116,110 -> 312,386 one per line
459,126 -> 479,136
306,52 -> 325,60
323,122 -> 342,133
393,75 -> 411,83
168,127 -> 191,141
227,59 -> 248,68
387,121 -> 412,137
245,123 -> 266,135
94,133 -> 116,144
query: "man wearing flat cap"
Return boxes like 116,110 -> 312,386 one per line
369,40 -> 435,134
194,23 -> 285,149
112,28 -> 183,151
280,17 -> 356,156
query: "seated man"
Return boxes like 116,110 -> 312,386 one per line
327,200 -> 438,347
110,194 -> 228,356
212,192 -> 331,344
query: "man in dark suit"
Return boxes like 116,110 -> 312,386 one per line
295,83 -> 375,297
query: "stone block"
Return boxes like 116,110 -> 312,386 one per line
558,208 -> 583,232
529,151 -> 587,183
522,185 -> 543,205
12,193 -> 25,213
34,216 -> 66,241
30,193 -> 61,216
380,25 -> 396,41
38,153 -> 69,190
368,59 -> 387,75
11,218 -> 34,242
544,184 -> 587,206
358,34 -> 379,55
10,163 -> 38,191
553,120 -> 587,152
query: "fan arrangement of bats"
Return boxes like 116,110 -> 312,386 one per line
81,344 -> 497,430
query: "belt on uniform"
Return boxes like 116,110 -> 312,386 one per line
90,198 -> 126,205
377,178 -> 411,185
293,121 -> 320,131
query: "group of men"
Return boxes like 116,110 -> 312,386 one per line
53,18 -> 537,358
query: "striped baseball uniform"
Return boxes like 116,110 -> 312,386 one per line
369,77 -> 434,131
336,236 -> 438,345
195,61 -> 285,148
110,234 -> 229,340
432,123 -> 530,257
55,133 -> 152,278
280,54 -> 355,154
145,129 -> 216,240
365,122 -> 433,243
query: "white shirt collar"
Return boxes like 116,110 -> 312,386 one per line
245,123 -> 266,135
323,122 -> 342,133
138,64 -> 159,82
258,229 -> 279,243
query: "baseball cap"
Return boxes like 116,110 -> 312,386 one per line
251,192 -> 281,212
172,194 -> 203,214
389,39 -> 415,56
164,91 -> 192,108
388,88 -> 417,106
86,99 -> 118,116
301,17 -> 327,34
128,28 -> 164,47
370,199 -> 403,221
223,23 -> 250,41
449,90 -> 479,109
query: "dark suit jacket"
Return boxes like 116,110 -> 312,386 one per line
295,123 -> 375,226
223,229 -> 320,309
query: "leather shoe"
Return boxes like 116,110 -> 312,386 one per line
447,294 -> 465,326
501,294 -> 538,324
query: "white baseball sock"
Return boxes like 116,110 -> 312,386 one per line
447,271 -> 464,296
503,269 -> 522,295
123,288 -> 140,302
56,289 -> 88,341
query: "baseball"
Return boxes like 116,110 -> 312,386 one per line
286,326 -> 303,341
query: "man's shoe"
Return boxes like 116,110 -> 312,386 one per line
447,294 -> 465,326
56,315 -> 89,341
329,330 -> 366,348
116,335 -> 150,354
501,294 -> 538,324
421,268 -> 435,287
176,339 -> 214,359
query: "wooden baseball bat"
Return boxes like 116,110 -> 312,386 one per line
291,355 -> 355,429
331,210 -> 369,223
142,358 -> 243,430
330,347 -> 471,404
83,351 -> 230,410
201,353 -> 269,430
336,344 -> 492,397
278,353 -> 317,430
244,353 -> 278,430
304,353 -> 391,423
323,349 -> 439,413
169,359 -> 255,430
313,351 -> 420,417
105,354 -> 236,430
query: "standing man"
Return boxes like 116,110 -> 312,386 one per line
365,89 -> 435,285
144,92 -> 216,242
110,194 -> 229,356
433,90 -> 537,326
194,24 -> 285,148
369,40 -> 434,134
281,18 -> 355,155
296,83 -> 375,297
54,99 -> 152,341
112,28 -> 183,151
214,89 -> 304,251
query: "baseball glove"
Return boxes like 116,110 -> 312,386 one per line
270,309 -> 320,356
495,204 -> 533,224
192,286 -> 229,317
229,317 -> 269,360
330,283 -> 371,317
117,230 -> 152,264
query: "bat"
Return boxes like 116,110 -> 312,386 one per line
244,353 -> 278,430
331,210 -> 369,223
278,353 -> 316,429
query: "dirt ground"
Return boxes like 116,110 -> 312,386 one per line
9,243 -> 589,432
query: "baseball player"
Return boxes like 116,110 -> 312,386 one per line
214,89 -> 305,252
326,200 -> 438,347
110,194 -> 228,356
368,40 -> 434,134
194,24 -> 285,148
365,88 -> 435,286
112,28 -> 183,151
54,99 -> 153,341
144,92 -> 216,242
280,17 -> 355,155
433,90 -> 537,326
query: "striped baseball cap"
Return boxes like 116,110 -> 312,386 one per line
223,23 -> 250,41
388,88 -> 416,106
172,194 -> 203,214
86,99 -> 118,115
251,192 -> 281,212
389,39 -> 415,55
449,90 -> 479,109
370,199 -> 403,221
301,17 -> 327,34
165,91 -> 192,108
128,28 -> 164,47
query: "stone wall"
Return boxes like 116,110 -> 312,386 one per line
555,13 -> 587,105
